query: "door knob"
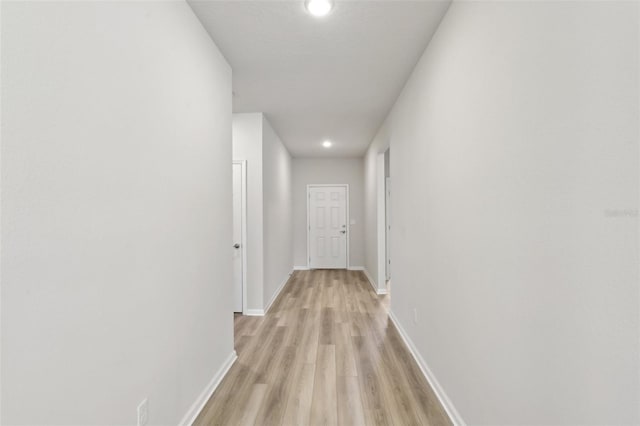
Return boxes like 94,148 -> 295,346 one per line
340,230 -> 346,234
234,243 -> 240,249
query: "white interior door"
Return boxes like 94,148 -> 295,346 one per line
308,185 -> 348,269
232,162 -> 244,313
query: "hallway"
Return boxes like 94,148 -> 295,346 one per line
194,270 -> 451,426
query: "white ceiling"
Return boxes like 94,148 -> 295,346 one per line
188,0 -> 451,157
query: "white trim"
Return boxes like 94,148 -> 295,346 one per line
306,184 -> 350,269
352,266 -> 386,294
293,265 -> 310,271
264,271 -> 292,315
385,176 -> 391,281
387,310 -> 465,426
244,270 -> 293,317
232,160 -> 248,315
362,268 -> 379,294
376,153 -> 387,294
179,350 -> 238,426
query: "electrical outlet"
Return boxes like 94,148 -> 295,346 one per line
413,308 -> 418,324
137,398 -> 149,426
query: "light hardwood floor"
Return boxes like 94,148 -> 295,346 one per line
194,269 -> 451,426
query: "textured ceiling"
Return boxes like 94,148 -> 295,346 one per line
188,0 -> 451,157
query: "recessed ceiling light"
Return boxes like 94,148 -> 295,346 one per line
305,0 -> 333,17
322,140 -> 332,148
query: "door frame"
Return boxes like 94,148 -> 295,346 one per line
385,176 -> 391,281
306,184 -> 350,269
376,153 -> 387,292
232,160 -> 248,314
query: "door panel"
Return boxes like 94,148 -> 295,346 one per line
309,186 -> 347,269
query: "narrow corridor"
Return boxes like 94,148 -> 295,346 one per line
194,270 -> 451,425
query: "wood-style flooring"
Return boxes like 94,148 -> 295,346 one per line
194,269 -> 451,426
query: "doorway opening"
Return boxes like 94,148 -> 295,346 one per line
376,149 -> 391,295
384,149 -> 391,292
232,160 -> 247,314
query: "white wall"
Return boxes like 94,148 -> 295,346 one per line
232,113 -> 264,311
1,1 -> 234,425
232,113 -> 293,312
262,117 -> 293,308
292,158 -> 364,268
365,1 -> 639,424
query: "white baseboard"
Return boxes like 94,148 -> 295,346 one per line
362,268 -> 388,295
179,350 -> 237,426
264,270 -> 292,315
243,270 -> 293,317
363,268 -> 377,292
293,265 -> 309,270
347,265 -> 364,271
377,279 -> 391,295
362,268 -> 378,294
387,310 -> 465,426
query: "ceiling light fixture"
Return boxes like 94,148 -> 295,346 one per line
305,0 -> 333,17
322,140 -> 332,148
